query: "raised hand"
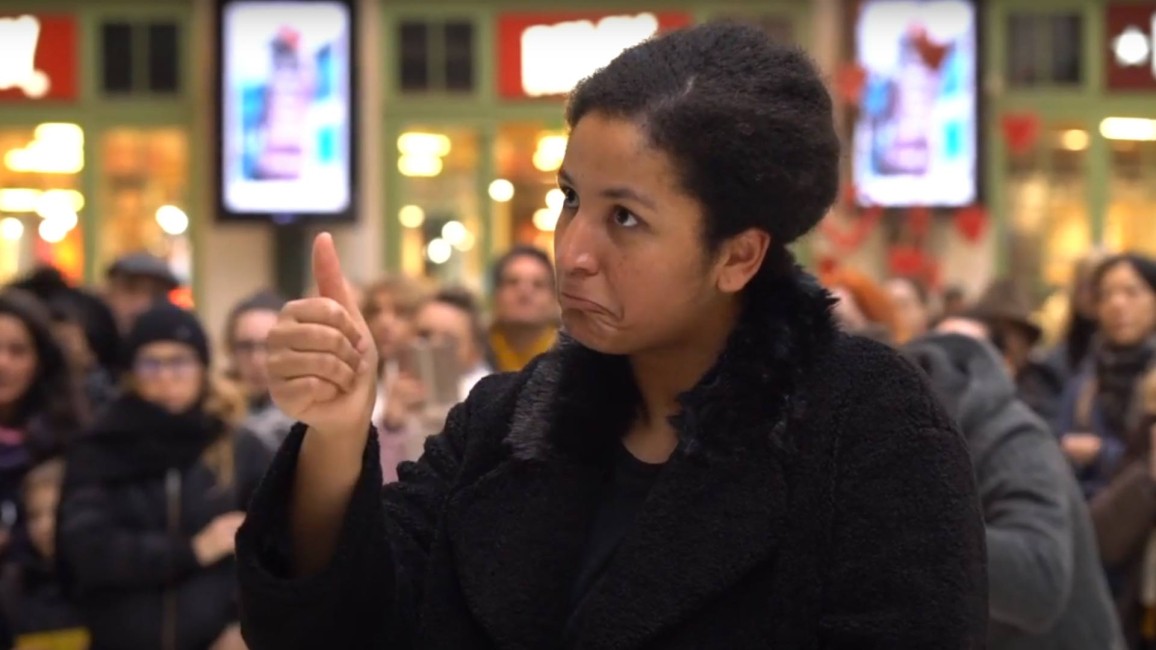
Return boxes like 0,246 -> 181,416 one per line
266,233 -> 379,439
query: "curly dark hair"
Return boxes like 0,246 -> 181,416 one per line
0,289 -> 86,456
566,21 -> 840,280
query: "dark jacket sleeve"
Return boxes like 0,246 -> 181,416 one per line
236,397 -> 475,650
818,350 -> 987,649
979,409 -> 1075,633
56,482 -> 201,590
1091,459 -> 1156,566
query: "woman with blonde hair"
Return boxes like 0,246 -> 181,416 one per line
57,302 -> 271,650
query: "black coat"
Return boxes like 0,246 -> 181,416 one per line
57,400 -> 272,650
237,269 -> 988,649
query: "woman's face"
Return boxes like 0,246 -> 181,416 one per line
1098,262 -> 1156,347
886,279 -> 929,339
230,309 -> 278,396
830,287 -> 868,332
415,301 -> 481,372
133,341 -> 204,413
366,291 -> 415,361
553,112 -> 766,356
0,315 -> 37,413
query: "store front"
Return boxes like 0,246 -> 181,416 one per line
986,0 -> 1156,296
0,1 -> 200,304
380,2 -> 810,293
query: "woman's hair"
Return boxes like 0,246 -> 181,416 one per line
361,275 -> 428,320
199,375 -> 248,490
567,22 -> 839,283
0,289 -> 87,439
821,268 -> 900,338
224,290 -> 286,350
1064,251 -> 1108,370
1092,253 -> 1156,303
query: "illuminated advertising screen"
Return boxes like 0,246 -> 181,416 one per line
852,0 -> 978,208
216,0 -> 356,221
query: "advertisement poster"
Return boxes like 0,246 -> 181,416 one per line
220,1 -> 353,218
852,0 -> 978,208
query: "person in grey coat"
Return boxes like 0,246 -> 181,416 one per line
904,330 -> 1124,650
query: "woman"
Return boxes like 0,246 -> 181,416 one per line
238,24 -> 986,649
0,290 -> 85,553
886,276 -> 932,344
57,302 -> 271,650
822,267 -> 901,344
1057,254 -> 1156,499
223,290 -> 294,452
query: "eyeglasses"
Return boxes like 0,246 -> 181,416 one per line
134,355 -> 199,378
232,340 -> 268,355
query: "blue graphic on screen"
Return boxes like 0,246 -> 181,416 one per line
852,0 -> 977,208
221,2 -> 352,216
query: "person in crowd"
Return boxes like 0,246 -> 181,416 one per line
104,252 -> 180,335
941,284 -> 969,321
0,290 -> 85,554
488,246 -> 559,372
905,331 -> 1124,650
965,278 -> 1066,424
1042,251 -> 1107,389
224,290 -> 294,452
0,459 -> 87,649
238,23 -> 986,649
9,267 -> 122,410
822,267 -> 900,344
886,276 -> 932,344
1084,363 -> 1156,648
57,302 -> 271,650
362,276 -> 426,437
1057,254 -> 1156,499
377,287 -> 494,482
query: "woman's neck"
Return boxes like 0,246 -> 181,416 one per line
629,298 -> 740,432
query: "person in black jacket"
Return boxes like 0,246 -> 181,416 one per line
57,302 -> 271,650
237,22 -> 987,649
0,459 -> 87,647
905,332 -> 1124,650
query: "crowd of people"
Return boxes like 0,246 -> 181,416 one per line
1,208 -> 1156,648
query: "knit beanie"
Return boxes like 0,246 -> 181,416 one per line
124,301 -> 210,367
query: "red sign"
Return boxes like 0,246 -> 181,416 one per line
1106,3 -> 1156,90
0,14 -> 79,101
497,11 -> 694,99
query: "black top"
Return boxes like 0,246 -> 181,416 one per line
566,445 -> 666,638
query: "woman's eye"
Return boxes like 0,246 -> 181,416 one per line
612,208 -> 640,228
561,188 -> 579,209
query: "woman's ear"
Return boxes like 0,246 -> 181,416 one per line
715,229 -> 771,294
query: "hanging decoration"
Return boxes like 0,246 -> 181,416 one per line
834,63 -> 867,106
818,206 -> 884,253
911,26 -> 951,71
1001,112 -> 1041,156
954,204 -> 989,243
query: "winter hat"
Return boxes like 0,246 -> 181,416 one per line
124,301 -> 210,367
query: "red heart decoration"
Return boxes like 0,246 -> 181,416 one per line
888,245 -> 926,276
911,26 -> 951,71
955,205 -> 988,243
835,63 -> 867,105
1001,113 -> 1040,156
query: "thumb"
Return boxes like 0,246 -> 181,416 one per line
312,233 -> 360,316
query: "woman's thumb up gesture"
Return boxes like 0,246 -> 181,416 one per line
267,233 -> 379,439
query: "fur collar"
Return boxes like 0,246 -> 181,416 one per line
506,265 -> 838,463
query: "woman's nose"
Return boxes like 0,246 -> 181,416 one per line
555,214 -> 599,277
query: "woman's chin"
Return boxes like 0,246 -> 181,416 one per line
562,313 -> 632,356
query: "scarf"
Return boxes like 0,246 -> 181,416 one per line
489,326 -> 557,373
64,394 -> 223,487
1094,335 -> 1156,438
